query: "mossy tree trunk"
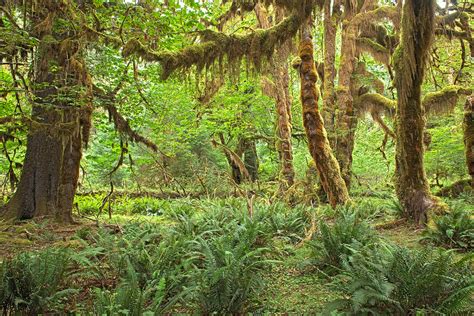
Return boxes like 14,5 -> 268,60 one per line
464,95 -> 474,188
333,4 -> 358,188
255,4 -> 295,191
321,0 -> 340,145
298,18 -> 350,208
394,0 -> 443,224
1,2 -> 90,222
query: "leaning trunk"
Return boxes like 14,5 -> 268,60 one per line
464,95 -> 474,188
298,19 -> 350,208
394,0 -> 443,224
1,2 -> 89,222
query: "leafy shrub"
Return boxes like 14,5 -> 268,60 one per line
191,222 -> 275,314
307,211 -> 378,272
326,245 -> 474,315
0,248 -> 75,314
422,207 -> 474,251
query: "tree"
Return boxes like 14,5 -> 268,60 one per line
393,0 -> 443,224
296,17 -> 350,208
464,96 -> 474,189
254,3 -> 295,191
1,1 -> 92,222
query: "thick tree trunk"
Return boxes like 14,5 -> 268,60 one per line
3,109 -> 81,222
394,0 -> 443,224
255,4 -> 295,191
298,19 -> 350,208
1,2 -> 89,222
464,95 -> 474,188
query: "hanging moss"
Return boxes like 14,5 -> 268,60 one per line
355,37 -> 391,65
356,93 -> 396,117
422,85 -> 472,116
122,8 -> 311,80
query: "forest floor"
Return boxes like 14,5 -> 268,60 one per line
0,220 -> 424,313
0,195 -> 440,313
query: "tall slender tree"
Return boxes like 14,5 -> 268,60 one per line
254,3 -> 295,191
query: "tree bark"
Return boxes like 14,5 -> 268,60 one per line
298,18 -> 350,208
333,5 -> 358,188
255,4 -> 295,191
464,95 -> 474,188
1,2 -> 90,222
394,0 -> 443,224
321,0 -> 340,144
243,139 -> 259,182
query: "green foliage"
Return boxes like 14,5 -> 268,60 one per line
425,110 -> 467,184
0,248 -> 75,314
308,210 -> 378,272
326,245 -> 474,315
191,224 -> 275,314
93,260 -> 170,316
422,207 -> 474,251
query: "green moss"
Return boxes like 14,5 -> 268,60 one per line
356,93 -> 396,117
423,85 -> 472,115
123,11 -> 307,80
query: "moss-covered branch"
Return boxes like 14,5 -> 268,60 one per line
355,93 -> 396,117
355,37 -> 391,65
350,6 -> 399,28
92,86 -> 158,152
122,9 -> 311,79
423,85 -> 472,115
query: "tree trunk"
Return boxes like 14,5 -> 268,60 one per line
394,0 -> 443,224
255,4 -> 295,191
298,18 -> 350,208
321,0 -> 339,144
1,2 -> 89,222
464,95 -> 474,188
243,140 -> 259,182
333,7 -> 357,188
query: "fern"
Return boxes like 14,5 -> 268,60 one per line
422,207 -> 474,251
308,210 -> 378,272
0,248 -> 75,314
191,222 -> 275,314
326,245 -> 474,315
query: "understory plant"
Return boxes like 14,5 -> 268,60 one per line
0,248 -> 75,314
422,207 -> 474,251
326,245 -> 474,315
307,210 -> 378,273
85,222 -> 195,313
191,221 -> 275,314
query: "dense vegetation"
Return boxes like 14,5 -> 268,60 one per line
0,0 -> 473,314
